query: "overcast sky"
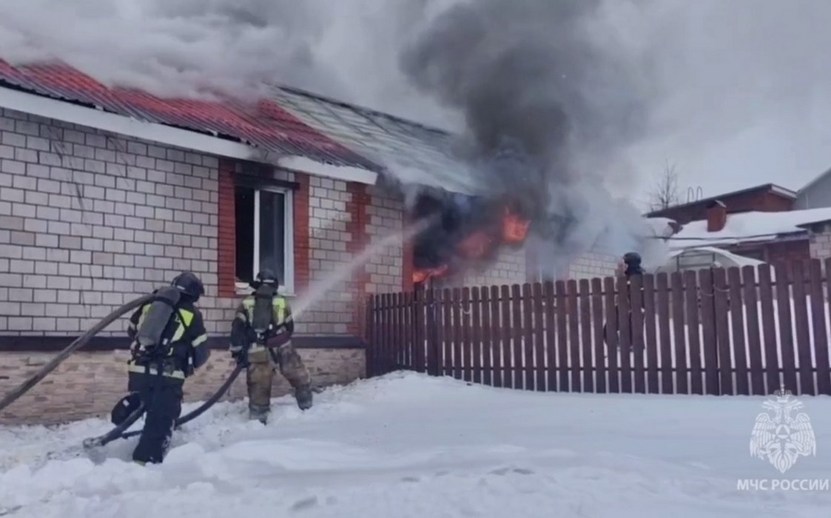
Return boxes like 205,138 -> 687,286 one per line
1,0 -> 830,205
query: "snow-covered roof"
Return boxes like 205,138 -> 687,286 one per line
643,217 -> 677,238
665,246 -> 765,267
668,207 -> 831,249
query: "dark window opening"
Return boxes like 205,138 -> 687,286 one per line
235,186 -> 255,284
234,185 -> 288,287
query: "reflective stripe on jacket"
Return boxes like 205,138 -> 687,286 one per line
236,296 -> 291,352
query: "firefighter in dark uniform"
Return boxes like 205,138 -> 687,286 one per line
229,269 -> 313,423
622,252 -> 645,277
111,272 -> 210,465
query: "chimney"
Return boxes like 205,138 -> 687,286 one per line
706,200 -> 727,232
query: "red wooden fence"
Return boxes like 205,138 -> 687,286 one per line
365,259 -> 831,396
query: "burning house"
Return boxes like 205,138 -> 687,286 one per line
0,0 -> 652,423
0,58 -> 621,424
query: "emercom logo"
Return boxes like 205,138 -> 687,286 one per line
749,387 -> 816,474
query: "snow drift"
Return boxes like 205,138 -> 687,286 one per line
2,372 -> 829,517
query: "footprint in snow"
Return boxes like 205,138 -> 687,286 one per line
489,466 -> 535,476
290,496 -> 319,512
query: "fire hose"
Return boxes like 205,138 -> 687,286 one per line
0,291 -> 290,449
0,294 -> 154,415
86,333 -> 291,448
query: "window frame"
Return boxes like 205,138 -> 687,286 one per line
234,183 -> 295,297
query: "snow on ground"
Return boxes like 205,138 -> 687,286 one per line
2,372 -> 831,517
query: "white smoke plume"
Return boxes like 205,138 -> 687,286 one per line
0,0 -> 459,128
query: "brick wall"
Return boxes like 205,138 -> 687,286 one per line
0,106 -> 412,340
808,223 -> 831,261
365,184 -> 405,294
290,176 -> 405,335
567,251 -> 620,280
433,246 -> 527,289
0,107 -> 240,336
0,106 -> 392,426
0,348 -> 366,425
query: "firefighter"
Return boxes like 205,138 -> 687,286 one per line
623,251 -> 644,277
229,269 -> 313,423
111,272 -> 210,465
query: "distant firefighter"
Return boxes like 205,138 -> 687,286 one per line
622,252 -> 644,277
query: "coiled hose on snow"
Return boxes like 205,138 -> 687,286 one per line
0,294 -> 153,414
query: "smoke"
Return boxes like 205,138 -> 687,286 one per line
400,0 -> 665,277
0,0 -> 457,127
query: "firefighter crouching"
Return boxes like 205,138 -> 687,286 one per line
111,272 -> 210,465
229,269 -> 313,423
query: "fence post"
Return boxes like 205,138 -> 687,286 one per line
426,285 -> 441,376
412,284 -> 424,373
365,295 -> 375,377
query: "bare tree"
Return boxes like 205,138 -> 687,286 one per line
648,160 -> 681,211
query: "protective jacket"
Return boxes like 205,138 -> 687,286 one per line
126,295 -> 210,380
230,293 -> 294,353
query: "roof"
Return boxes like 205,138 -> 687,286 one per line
797,165 -> 831,197
645,183 -> 797,218
667,207 -> 831,249
0,60 -> 476,192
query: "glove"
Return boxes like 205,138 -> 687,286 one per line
230,345 -> 248,365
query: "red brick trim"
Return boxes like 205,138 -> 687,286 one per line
346,183 -> 371,336
293,173 -> 311,292
217,159 -> 236,298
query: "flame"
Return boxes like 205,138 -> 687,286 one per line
413,265 -> 449,284
410,203 -> 532,286
502,207 -> 531,244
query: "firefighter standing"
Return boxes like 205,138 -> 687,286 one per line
229,269 -> 313,423
111,272 -> 210,465
622,252 -> 645,277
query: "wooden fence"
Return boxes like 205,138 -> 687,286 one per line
365,259 -> 831,396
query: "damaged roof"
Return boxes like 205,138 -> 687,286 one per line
0,60 -> 477,192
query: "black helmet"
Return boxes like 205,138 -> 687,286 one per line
251,268 -> 279,289
171,271 -> 204,301
623,252 -> 642,265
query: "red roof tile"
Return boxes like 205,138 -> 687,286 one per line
0,60 -> 379,171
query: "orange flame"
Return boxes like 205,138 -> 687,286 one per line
411,203 -> 532,286
413,265 -> 449,284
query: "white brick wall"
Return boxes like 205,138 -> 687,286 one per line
809,224 -> 831,261
0,107 -> 235,336
366,185 -> 404,294
302,176 -> 354,334
0,107 -> 414,339
567,251 -> 620,280
433,246 -> 527,289
298,178 -> 405,334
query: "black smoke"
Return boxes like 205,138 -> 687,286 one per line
400,0 -> 655,276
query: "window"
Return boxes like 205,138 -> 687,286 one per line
234,185 -> 294,294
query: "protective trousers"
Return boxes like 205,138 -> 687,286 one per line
127,372 -> 183,464
246,342 -> 311,418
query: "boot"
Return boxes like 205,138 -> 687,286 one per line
294,384 -> 313,411
248,403 -> 270,424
